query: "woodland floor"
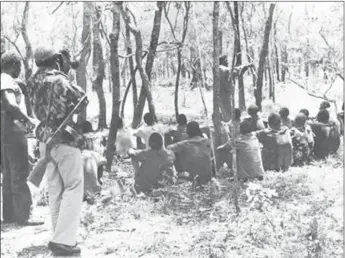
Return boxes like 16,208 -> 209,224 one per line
1,81 -> 344,258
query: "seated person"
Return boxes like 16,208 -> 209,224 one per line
318,101 -> 340,134
168,121 -> 213,184
80,121 -> 106,202
309,109 -> 340,159
245,104 -> 266,132
290,113 -> 315,166
279,107 -> 293,129
165,114 -> 189,172
115,117 -> 136,158
218,120 -> 265,181
134,113 -> 166,149
299,108 -> 310,121
128,133 -> 176,194
256,113 -> 293,172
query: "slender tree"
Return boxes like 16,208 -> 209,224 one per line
128,2 -> 163,128
105,2 -> 122,172
92,4 -> 107,129
76,2 -> 92,124
255,4 -> 275,109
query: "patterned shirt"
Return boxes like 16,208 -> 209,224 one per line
290,125 -> 314,166
27,68 -> 85,145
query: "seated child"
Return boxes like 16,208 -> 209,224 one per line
279,107 -> 293,129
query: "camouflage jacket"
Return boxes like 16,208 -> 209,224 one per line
27,68 -> 86,147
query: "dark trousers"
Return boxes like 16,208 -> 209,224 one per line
1,136 -> 32,222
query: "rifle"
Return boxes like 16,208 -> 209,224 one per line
27,95 -> 88,188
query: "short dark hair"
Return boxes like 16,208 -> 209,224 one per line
299,109 -> 309,118
149,132 -> 163,150
177,114 -> 187,126
247,104 -> 260,116
294,113 -> 306,127
1,50 -> 21,70
240,120 -> 252,134
319,101 -> 330,110
186,121 -> 203,138
268,112 -> 281,129
81,121 -> 93,134
143,113 -> 154,126
35,54 -> 62,68
235,108 -> 241,120
219,55 -> 228,67
317,109 -> 330,123
279,107 -> 290,118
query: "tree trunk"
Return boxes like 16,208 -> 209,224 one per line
21,2 -> 34,116
255,4 -> 275,110
219,66 -> 232,121
268,56 -> 275,101
240,3 -> 256,88
274,22 -> 280,82
120,52 -> 148,118
212,2 -> 223,175
92,4 -> 107,129
76,2 -> 92,124
171,2 -> 190,120
126,24 -> 138,118
106,3 -> 122,172
131,2 -> 163,128
281,44 -> 288,82
233,2 -> 245,110
21,2 -> 33,83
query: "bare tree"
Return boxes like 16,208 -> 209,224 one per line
212,1 -> 223,173
76,2 -> 92,124
105,2 -> 122,172
164,2 -> 191,120
21,2 -> 33,83
255,4 -> 275,109
92,4 -> 107,129
126,2 -> 162,128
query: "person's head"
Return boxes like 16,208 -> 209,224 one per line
1,50 -> 22,78
34,46 -> 63,70
143,113 -> 154,126
279,107 -> 290,119
59,49 -> 79,74
240,120 -> 252,135
235,108 -> 241,121
148,132 -> 163,150
81,121 -> 93,134
294,113 -> 307,128
319,101 -> 331,110
219,55 -> 228,67
247,104 -> 260,119
299,108 -> 309,119
268,112 -> 282,130
186,121 -> 203,138
317,109 -> 330,123
177,114 -> 187,126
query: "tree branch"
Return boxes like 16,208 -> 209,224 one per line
164,3 -> 179,43
50,2 -> 65,15
3,35 -> 24,60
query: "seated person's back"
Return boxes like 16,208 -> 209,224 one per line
310,109 -> 340,159
256,113 -> 293,172
245,104 -> 266,132
290,113 -> 314,166
129,133 -> 176,194
279,107 -> 293,129
168,121 -> 212,184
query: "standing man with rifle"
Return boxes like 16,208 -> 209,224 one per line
1,50 -> 43,226
27,46 -> 88,256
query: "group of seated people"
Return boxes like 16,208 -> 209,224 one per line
80,100 -> 342,197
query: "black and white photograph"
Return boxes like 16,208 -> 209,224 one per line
0,1 -> 343,257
